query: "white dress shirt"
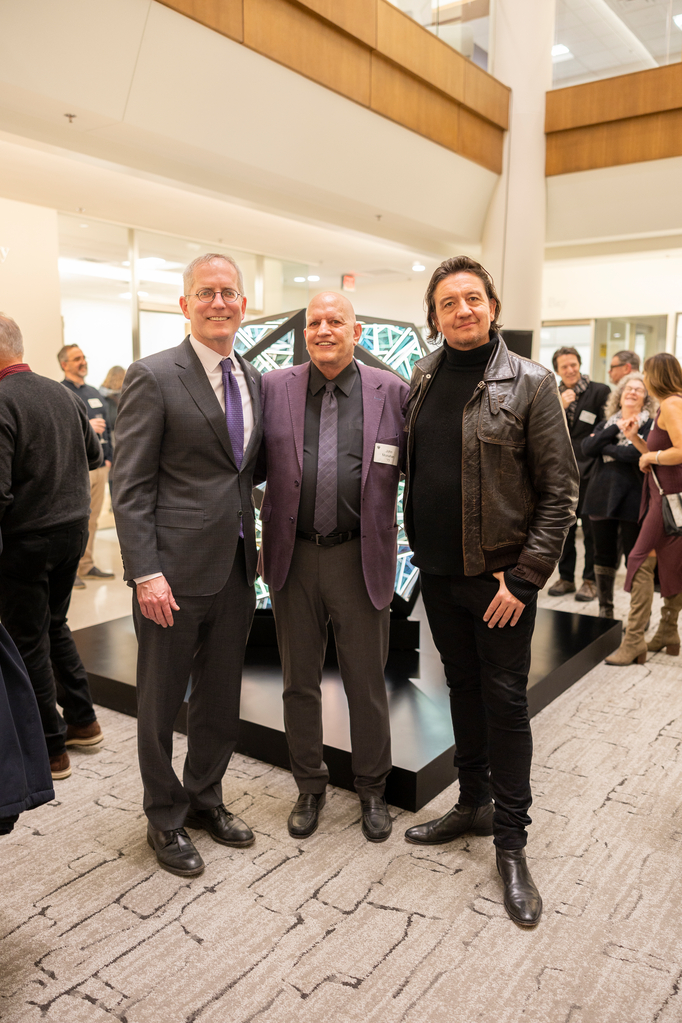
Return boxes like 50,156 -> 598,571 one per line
135,335 -> 255,585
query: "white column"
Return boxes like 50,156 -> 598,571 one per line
482,0 -> 555,356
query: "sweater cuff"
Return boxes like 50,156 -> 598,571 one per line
504,569 -> 540,606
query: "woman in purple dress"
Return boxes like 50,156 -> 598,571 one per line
606,353 -> 682,665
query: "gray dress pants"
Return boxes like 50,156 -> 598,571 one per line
133,541 -> 255,830
271,537 -> 391,800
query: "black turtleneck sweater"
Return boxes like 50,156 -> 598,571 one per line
410,338 -> 495,576
409,338 -> 538,603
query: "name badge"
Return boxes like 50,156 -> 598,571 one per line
88,397 -> 104,409
578,409 -> 596,425
374,443 -> 399,466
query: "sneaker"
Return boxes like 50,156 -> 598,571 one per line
575,579 -> 597,602
547,578 -> 576,596
65,720 -> 103,747
72,576 -> 86,590
50,752 -> 72,779
82,566 -> 114,579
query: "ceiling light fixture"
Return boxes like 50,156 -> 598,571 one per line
674,14 -> 682,29
307,275 -> 320,282
412,262 -> 425,272
293,276 -> 306,283
552,43 -> 573,62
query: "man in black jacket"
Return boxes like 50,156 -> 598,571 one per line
59,344 -> 114,585
401,257 -> 578,927
547,347 -> 610,601
0,316 -> 104,780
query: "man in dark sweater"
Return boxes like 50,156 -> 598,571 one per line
0,316 -> 104,780
59,344 -> 114,584
402,257 -> 578,927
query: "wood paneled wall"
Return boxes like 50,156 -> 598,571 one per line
156,0 -> 509,174
546,64 -> 682,175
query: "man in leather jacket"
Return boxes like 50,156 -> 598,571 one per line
402,256 -> 578,927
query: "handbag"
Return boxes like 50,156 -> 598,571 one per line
650,466 -> 682,536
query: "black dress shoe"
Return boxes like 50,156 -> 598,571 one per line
404,802 -> 493,845
147,825 -> 204,876
361,796 -> 392,842
288,792 -> 326,838
496,847 -> 542,926
184,804 -> 255,847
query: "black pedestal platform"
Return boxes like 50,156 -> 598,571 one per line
73,605 -> 621,812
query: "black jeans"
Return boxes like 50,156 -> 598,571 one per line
558,479 -> 595,582
590,518 -> 639,569
421,571 -> 537,849
0,521 -> 96,757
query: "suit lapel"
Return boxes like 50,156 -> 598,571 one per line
286,365 -> 310,475
236,350 -> 262,464
360,365 -> 385,494
176,338 -> 237,467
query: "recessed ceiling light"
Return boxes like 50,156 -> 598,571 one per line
307,275 -> 320,282
673,14 -> 682,29
552,43 -> 573,62
294,277 -> 306,283
119,292 -> 131,299
412,262 -> 425,272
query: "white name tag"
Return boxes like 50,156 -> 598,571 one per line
579,409 -> 596,425
374,443 -> 399,466
87,397 -> 103,409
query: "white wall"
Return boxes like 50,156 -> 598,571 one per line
0,196 -> 62,377
543,250 -> 682,328
61,297 -> 132,387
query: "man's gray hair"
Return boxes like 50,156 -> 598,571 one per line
183,253 -> 245,298
613,349 -> 640,370
0,315 -> 24,360
57,343 -> 79,367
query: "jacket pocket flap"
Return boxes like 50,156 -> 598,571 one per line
156,508 -> 204,529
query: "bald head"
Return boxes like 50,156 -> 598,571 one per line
304,291 -> 362,380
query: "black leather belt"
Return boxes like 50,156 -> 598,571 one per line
296,529 -> 361,547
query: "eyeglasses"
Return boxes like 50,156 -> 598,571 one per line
189,288 -> 242,304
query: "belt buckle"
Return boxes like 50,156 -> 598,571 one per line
314,532 -> 323,546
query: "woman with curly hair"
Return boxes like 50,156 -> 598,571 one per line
606,353 -> 682,664
582,373 -> 655,617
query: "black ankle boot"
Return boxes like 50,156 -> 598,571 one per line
496,847 -> 542,926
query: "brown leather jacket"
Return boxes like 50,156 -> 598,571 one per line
404,335 -> 579,588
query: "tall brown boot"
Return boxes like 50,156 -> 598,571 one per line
647,593 -> 682,655
605,556 -> 656,666
594,565 -> 616,618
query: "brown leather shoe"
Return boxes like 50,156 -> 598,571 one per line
50,752 -> 72,779
547,578 -> 576,596
575,579 -> 597,602
65,720 -> 103,747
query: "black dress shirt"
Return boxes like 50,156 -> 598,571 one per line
297,360 -> 364,534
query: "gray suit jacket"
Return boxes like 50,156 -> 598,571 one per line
112,337 -> 262,595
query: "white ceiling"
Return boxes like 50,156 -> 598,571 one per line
0,0 -> 498,282
553,0 -> 682,87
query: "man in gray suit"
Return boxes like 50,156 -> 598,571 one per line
113,253 -> 262,876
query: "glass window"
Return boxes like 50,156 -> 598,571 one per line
58,215 -> 132,389
539,323 -> 593,379
593,315 -> 668,383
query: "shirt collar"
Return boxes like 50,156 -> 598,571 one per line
308,358 -> 358,397
189,335 -> 238,373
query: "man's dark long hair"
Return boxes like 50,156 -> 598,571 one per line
424,256 -> 502,341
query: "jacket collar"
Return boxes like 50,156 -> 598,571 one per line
415,332 -> 512,380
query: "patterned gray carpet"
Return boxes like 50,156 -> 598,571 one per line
3,632 -> 682,1023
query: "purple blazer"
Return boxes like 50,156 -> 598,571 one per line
258,360 -> 409,610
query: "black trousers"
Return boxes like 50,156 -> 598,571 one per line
133,540 -> 256,831
0,521 -> 95,758
590,518 -> 639,569
558,480 -> 594,582
421,572 -> 537,849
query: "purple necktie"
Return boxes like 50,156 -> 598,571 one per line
221,357 -> 244,470
221,357 -> 244,538
314,381 -> 338,536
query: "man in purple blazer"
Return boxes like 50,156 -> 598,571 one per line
259,292 -> 409,842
